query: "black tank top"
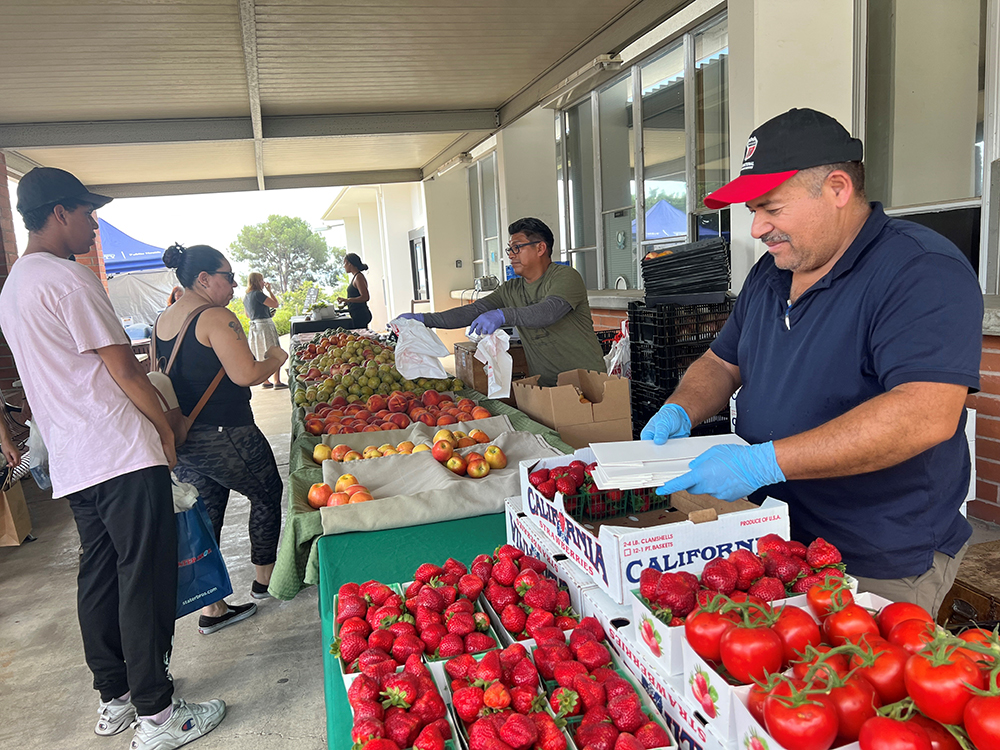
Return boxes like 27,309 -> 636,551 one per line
155,312 -> 254,427
347,275 -> 372,328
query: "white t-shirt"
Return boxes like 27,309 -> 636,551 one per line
0,253 -> 166,497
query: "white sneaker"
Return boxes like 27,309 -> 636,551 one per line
129,698 -> 226,750
95,698 -> 136,736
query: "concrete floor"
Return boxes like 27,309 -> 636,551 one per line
0,381 -> 326,750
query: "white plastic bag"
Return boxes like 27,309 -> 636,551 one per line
472,329 -> 513,398
27,422 -> 51,490
171,476 -> 199,513
389,317 -> 451,379
604,321 -> 630,378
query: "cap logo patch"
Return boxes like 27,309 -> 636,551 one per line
743,136 -> 758,162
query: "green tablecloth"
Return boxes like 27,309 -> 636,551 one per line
269,391 -> 572,600
318,516 -> 506,749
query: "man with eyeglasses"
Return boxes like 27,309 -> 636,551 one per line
0,167 -> 226,747
399,217 -> 605,387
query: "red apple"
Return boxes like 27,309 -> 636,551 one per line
307,483 -> 333,509
484,445 -> 507,469
466,458 -> 490,478
431,440 -> 454,463
445,454 -> 468,475
326,492 -> 351,507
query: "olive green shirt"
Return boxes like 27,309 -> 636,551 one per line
491,263 -> 606,386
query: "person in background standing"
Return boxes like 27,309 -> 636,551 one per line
337,253 -> 373,329
0,167 -> 225,748
243,272 -> 286,389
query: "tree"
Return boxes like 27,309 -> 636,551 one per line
229,214 -> 346,293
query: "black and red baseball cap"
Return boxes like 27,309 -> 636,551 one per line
704,108 -> 863,209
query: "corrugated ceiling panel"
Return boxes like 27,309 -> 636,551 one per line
16,141 -> 257,184
262,132 -> 463,174
253,0 -> 636,115
0,0 -> 249,123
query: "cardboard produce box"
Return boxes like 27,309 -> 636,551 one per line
512,369 -> 631,449
454,340 -> 528,404
517,447 -> 790,604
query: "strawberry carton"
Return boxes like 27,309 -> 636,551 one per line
505,496 -> 565,581
629,589 -> 686,677
332,580 -> 407,681
519,447 -> 790,605
553,556 -> 598,615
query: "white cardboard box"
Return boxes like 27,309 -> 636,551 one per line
518,447 -> 790,604
505,496 -> 564,578
629,588 -> 687,677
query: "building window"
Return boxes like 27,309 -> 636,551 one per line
468,152 -> 502,281
555,10 -> 729,290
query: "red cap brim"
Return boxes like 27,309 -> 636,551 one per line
703,170 -> 799,209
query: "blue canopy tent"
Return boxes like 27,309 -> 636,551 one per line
100,219 -> 166,274
633,200 -> 718,239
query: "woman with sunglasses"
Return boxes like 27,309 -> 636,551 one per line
156,243 -> 288,634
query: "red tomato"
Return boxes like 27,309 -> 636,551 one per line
964,694 -> 1000,750
957,627 -> 1000,675
858,716 -> 932,750
904,648 -> 985,725
888,618 -> 936,655
807,581 -> 854,620
822,603 -> 880,646
746,676 -> 807,726
791,644 -> 851,682
876,601 -> 934,639
905,715 -> 962,750
684,608 -> 737,665
763,691 -> 839,750
823,674 -> 882,744
771,605 -> 823,666
719,625 -> 784,685
849,639 -> 910,704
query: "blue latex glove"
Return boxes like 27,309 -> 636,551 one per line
640,403 -> 692,444
469,309 -> 505,336
656,442 -> 785,501
397,313 -> 425,323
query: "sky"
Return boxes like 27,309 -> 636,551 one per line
7,180 -> 349,269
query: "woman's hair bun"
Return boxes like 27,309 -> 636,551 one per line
162,243 -> 185,269
359,262 -> 369,271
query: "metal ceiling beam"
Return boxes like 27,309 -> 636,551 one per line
88,169 -> 423,199
238,0 -> 265,191
0,111 -> 498,150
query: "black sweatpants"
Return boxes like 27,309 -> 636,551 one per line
173,423 -> 282,566
68,465 -> 176,715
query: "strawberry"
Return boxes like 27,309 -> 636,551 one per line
437,586 -> 458,607
458,574 -> 485,600
555,477 -> 577,496
418,586 -> 446,613
453,685 -> 486,722
415,606 -> 442,629
472,557 -> 494,581
337,595 -> 368,623
348,674 -> 381,706
446,611 -> 475,636
569,628 -> 597,652
747,576 -> 786,603
756,533 -> 789,557
607,692 -> 646,733
391,634 -> 426,662
528,469 -> 550,488
362,740 -> 401,750
473,612 -> 491,632
510,685 -> 543,715
634,721 -> 672,749
652,574 -> 696,618
819,567 -> 844,579
445,653 -> 479,680
414,724 -> 445,750
590,667 -> 617,683
519,555 -> 548,574
487,584 -> 520,612
468,717 -> 500,748
549,687 -> 581,717
381,673 -> 420,708
411,691 -> 447,724
553,660 -> 588,688
790,573 -> 825,593
436,633 -> 465,658
763,552 -> 802,584
533,626 -> 567,646
638,568 -> 662,601
537,480 -> 557,499
786,540 -> 808,559
510,657 -> 539,688
555,590 -> 572,610
522,582 -> 557,611
416,675 -> 438,697
465,632 -> 496,653
404,653 -> 430,678
700,559 -> 738,594
352,699 -> 385,723
340,616 -> 372,639
674,571 -> 699,591
333,633 -> 368,665
444,557 -> 468,576
577,616 -> 605,641
501,604 -> 527,634
525,609 -> 555,637
500,643 -> 529,669
727,549 -> 766,590
576,722 -> 619,750
388,621 -> 417,639
360,581 -> 394,605
603,676 -> 634,703
358,647 -> 393,671
556,615 -> 578,630
446,599 -> 476,616
567,465 -> 586,486
614,734 -> 645,750
531,646 -> 561,681
415,563 -> 445,584
428,718 -> 452,740
352,718 -> 386,744
483,681 -> 512,710
572,673 -> 606,711
420,623 -> 447,652
581,706 -> 611,725
385,710 -> 423,748
514,569 -> 539,594
496,544 -> 523,560
500,713 -> 539,750
575,640 -> 612,671
405,580 -> 424,599
492,557 -> 520,587
806,537 -> 842,568
533,717 -> 567,750
339,582 -> 361,598
368,629 -> 395,653
361,659 -> 397,686
369,605 -> 403,630
473,651 -> 503,683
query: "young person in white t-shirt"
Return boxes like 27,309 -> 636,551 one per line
0,168 -> 226,750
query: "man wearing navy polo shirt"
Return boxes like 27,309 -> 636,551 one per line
643,108 -> 983,615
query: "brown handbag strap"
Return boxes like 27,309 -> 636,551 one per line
152,303 -> 215,376
185,367 -> 226,423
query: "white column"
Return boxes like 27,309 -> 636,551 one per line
375,183 -> 421,323
497,107 -> 561,249
357,202 -> 388,329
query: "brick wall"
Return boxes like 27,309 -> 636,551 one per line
969,335 -> 1000,523
0,154 -> 19,390
591,308 -> 627,331
74,219 -> 108,291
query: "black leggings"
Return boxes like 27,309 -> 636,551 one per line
173,424 -> 283,566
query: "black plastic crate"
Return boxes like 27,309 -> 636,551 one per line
627,301 -> 660,344
691,408 -> 732,437
663,299 -> 734,345
630,381 -> 671,438
629,341 -> 667,385
596,328 -> 619,355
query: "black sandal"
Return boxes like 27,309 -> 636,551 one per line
262,382 -> 274,389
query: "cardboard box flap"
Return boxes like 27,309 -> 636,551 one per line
514,374 -> 595,426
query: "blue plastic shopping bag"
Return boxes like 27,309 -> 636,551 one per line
175,498 -> 233,618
